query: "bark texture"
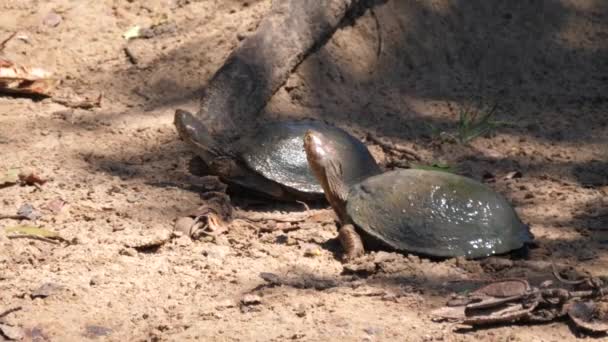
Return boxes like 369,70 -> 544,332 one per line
195,0 -> 356,136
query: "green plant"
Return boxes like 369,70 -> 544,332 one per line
455,103 -> 508,144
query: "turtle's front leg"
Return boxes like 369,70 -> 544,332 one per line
338,224 -> 365,261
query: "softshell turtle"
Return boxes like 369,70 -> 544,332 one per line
174,110 -> 379,201
304,130 -> 534,260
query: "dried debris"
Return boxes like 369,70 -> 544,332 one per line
0,169 -> 19,187
0,323 -> 24,341
31,282 -> 64,299
83,325 -> 113,339
259,272 -> 341,291
1,169 -> 48,189
42,11 -> 63,27
4,225 -> 67,244
431,266 -> 608,335
43,197 -> 67,215
16,203 -> 41,220
174,191 -> 233,239
0,306 -> 23,341
567,301 -> 608,333
18,171 -> 47,187
122,228 -> 172,251
0,307 -> 22,320
366,133 -> 421,162
241,294 -> 262,306
51,90 -> 102,109
0,58 -> 59,96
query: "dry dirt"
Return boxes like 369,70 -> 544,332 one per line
1,0 -> 607,341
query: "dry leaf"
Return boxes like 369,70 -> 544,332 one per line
18,171 -> 47,186
0,169 -> 19,186
4,225 -> 61,239
567,301 -> 608,333
123,26 -> 141,40
0,59 -> 58,95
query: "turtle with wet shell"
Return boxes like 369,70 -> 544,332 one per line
303,129 -> 534,261
174,109 -> 379,201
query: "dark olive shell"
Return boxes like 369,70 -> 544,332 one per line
346,169 -> 533,258
237,121 -> 374,195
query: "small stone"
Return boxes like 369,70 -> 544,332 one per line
43,11 -> 62,27
119,247 -> 138,257
17,203 -> 42,220
83,325 -> 112,338
303,246 -> 322,257
174,216 -> 195,236
126,194 -> 138,203
202,244 -> 231,261
505,171 -> 522,179
123,229 -> 172,250
295,304 -> 306,317
89,276 -> 100,286
31,282 -> 63,299
174,235 -> 192,247
0,324 -> 24,340
363,327 -> 382,335
241,294 -> 262,306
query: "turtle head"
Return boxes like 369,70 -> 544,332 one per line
304,129 -> 350,221
174,109 -> 223,162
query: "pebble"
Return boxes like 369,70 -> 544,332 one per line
0,324 -> 24,340
241,294 -> 262,305
43,11 -> 62,27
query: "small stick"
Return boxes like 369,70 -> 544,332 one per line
233,218 -> 302,233
0,32 -> 17,52
234,210 -> 324,223
366,134 -> 421,161
7,235 -> 61,244
296,200 -> 310,212
0,306 -> 22,319
0,214 -> 30,220
551,262 -> 587,285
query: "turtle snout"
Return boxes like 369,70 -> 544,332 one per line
303,130 -> 329,162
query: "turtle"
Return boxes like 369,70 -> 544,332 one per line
303,129 -> 534,261
174,109 -> 380,201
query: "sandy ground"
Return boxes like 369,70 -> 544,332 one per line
1,0 -> 607,341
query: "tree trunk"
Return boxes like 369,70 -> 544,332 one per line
194,0 -> 357,137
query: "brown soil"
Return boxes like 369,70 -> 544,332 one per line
1,1 -> 607,341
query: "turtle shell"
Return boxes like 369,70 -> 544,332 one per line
346,169 -> 533,258
236,121 -> 376,195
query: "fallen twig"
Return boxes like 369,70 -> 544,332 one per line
295,200 -> 310,212
552,262 -> 587,285
366,134 -> 421,161
0,32 -> 16,52
51,92 -> 102,109
0,306 -> 21,319
7,235 -> 61,244
233,209 -> 330,224
0,214 -> 30,220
